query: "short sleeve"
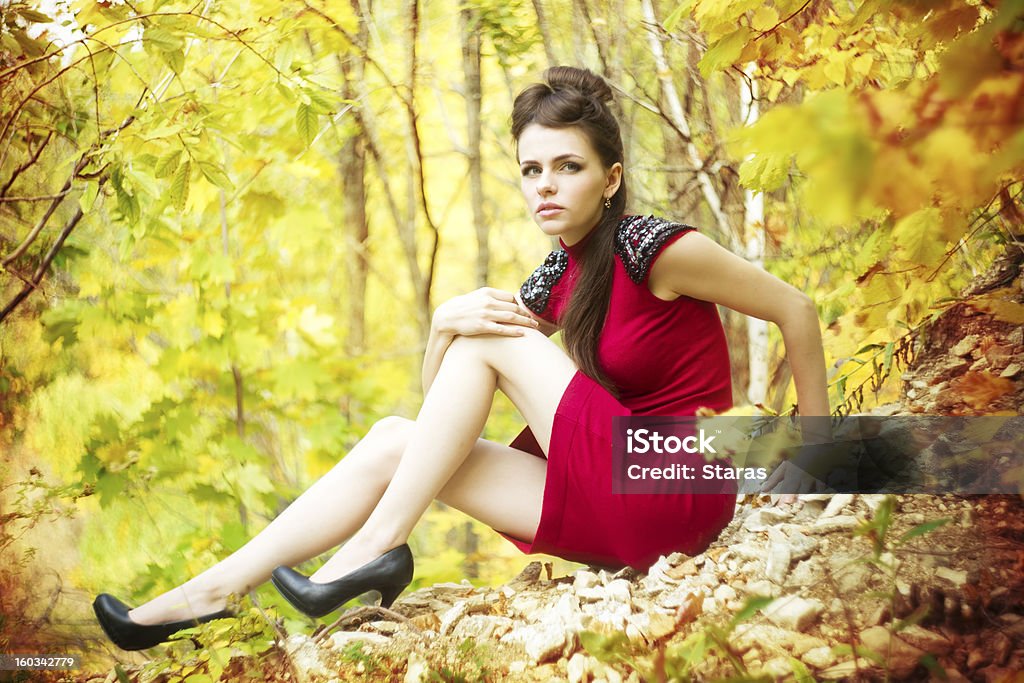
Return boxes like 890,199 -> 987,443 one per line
519,249 -> 568,320
614,215 -> 698,284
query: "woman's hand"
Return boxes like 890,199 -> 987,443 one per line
432,287 -> 540,338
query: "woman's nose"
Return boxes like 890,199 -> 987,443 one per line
536,172 -> 555,195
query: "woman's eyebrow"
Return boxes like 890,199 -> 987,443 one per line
519,153 -> 585,166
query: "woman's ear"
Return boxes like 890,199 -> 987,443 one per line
605,162 -> 623,197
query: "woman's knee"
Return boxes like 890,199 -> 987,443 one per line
366,415 -> 413,454
342,415 -> 413,475
445,328 -> 550,361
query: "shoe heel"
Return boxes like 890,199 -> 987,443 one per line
378,584 -> 406,609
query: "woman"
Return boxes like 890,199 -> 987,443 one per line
93,66 -> 829,650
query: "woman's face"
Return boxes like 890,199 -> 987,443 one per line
517,124 -> 622,247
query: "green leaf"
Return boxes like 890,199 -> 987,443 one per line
198,161 -> 235,191
17,9 -> 54,23
898,517 -> 950,543
161,48 -> 185,75
144,26 -> 185,52
116,185 -> 140,226
663,1 -> 694,33
729,595 -> 775,628
12,29 -> 45,57
169,160 -> 190,211
699,27 -> 754,78
154,150 -> 182,178
114,664 -> 131,683
789,656 -> 815,683
295,103 -> 318,146
304,87 -> 337,115
893,604 -> 931,632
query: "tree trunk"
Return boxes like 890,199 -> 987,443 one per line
460,5 -> 488,288
741,64 -> 769,406
338,4 -> 370,354
531,0 -> 557,67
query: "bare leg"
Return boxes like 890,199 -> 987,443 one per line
127,417 -> 411,624
310,328 -> 576,582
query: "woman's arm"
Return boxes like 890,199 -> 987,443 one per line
648,231 -> 830,433
422,288 -> 542,395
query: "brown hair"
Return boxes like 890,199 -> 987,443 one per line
512,66 -> 626,394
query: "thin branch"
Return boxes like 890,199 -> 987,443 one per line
0,131 -> 53,197
0,199 -> 89,323
0,192 -> 70,203
1,155 -> 88,268
755,0 -> 816,40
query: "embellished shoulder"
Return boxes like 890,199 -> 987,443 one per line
519,249 -> 568,315
614,215 -> 698,284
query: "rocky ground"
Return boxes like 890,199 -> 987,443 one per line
256,492 -> 1022,683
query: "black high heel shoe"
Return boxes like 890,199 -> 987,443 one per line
92,593 -> 234,651
271,544 -> 414,618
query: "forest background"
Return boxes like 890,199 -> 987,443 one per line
1,0 -> 1022,672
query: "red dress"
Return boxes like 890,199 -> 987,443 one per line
502,215 -> 737,571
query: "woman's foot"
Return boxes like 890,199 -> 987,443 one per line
271,544 -> 414,617
93,594 -> 234,651
309,534 -> 403,584
127,587 -> 228,625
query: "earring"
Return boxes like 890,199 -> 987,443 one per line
603,197 -> 612,209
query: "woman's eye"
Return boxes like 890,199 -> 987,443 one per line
562,162 -> 581,172
522,166 -> 540,177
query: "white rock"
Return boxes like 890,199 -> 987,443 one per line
451,615 -> 514,641
733,624 -> 797,653
819,658 -> 878,680
766,541 -> 792,584
439,601 -> 469,636
802,646 -> 836,669
744,579 -> 780,597
950,335 -> 979,357
605,579 -> 632,603
501,623 -> 567,664
566,652 -> 590,683
762,658 -> 792,678
786,529 -> 819,562
860,626 -> 925,678
936,567 -> 967,587
820,493 -> 855,518
860,494 -> 889,514
742,509 -> 771,531
574,570 -> 600,592
765,596 -> 824,632
404,651 -> 429,683
714,584 -> 738,602
810,515 -> 859,534
789,560 -> 817,587
790,633 -> 828,656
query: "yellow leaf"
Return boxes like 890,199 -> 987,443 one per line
202,310 -> 225,339
892,208 -> 948,266
751,6 -> 779,31
824,53 -> 849,87
967,292 -> 1024,325
852,53 -> 874,77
